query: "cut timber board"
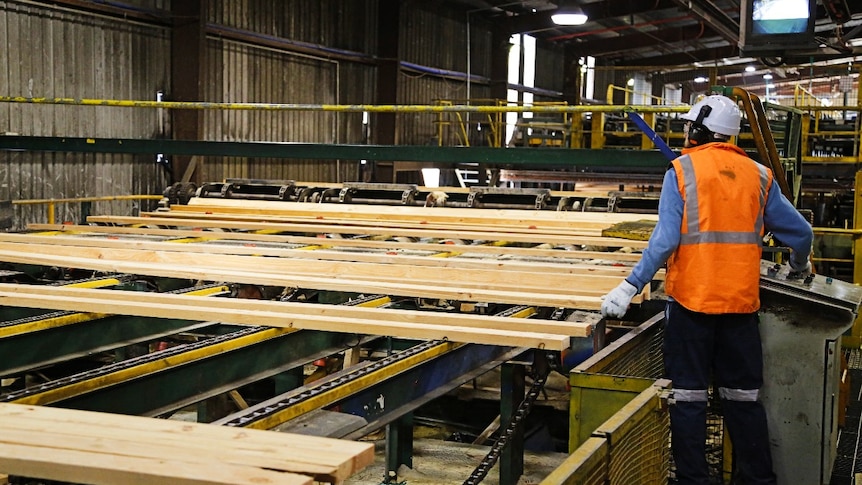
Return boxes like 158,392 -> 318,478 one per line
87,215 -> 649,248
0,232 -> 645,277
0,284 -> 589,350
142,209 -> 615,236
181,198 -> 656,228
28,224 -> 646,262
0,403 -> 373,484
0,248 -> 614,310
0,241 -> 623,294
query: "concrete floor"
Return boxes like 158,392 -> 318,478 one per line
344,367 -> 573,484
345,437 -> 569,485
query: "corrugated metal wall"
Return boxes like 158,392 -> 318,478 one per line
0,0 -> 568,222
534,44 -> 567,98
399,4 -> 492,146
200,0 -> 377,183
0,0 -> 170,229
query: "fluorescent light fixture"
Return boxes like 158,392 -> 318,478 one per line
694,76 -> 708,83
745,65 -> 756,72
552,2 -> 588,25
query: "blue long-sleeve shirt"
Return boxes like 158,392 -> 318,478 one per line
625,168 -> 814,292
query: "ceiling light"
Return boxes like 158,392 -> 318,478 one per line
763,73 -> 773,80
551,2 -> 588,26
745,66 -> 756,72
694,76 -> 708,83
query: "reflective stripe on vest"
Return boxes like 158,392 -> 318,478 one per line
718,387 -> 760,402
677,154 -> 769,246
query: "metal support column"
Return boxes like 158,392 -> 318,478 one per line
385,412 -> 413,483
499,362 -> 525,485
171,0 -> 206,184
273,367 -> 304,395
373,0 -> 401,183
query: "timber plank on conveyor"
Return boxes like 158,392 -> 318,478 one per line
28,223 -> 647,261
86,214 -> 650,248
0,402 -> 373,485
0,243 -> 637,310
179,198 -> 654,228
0,232 -> 648,276
141,210 -> 617,236
0,284 -> 588,349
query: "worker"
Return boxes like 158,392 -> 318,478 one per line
600,94 -> 813,484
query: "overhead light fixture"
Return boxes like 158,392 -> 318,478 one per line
763,73 -> 773,80
551,1 -> 588,26
694,76 -> 708,83
745,65 -> 756,72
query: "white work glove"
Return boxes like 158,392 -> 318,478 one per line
601,280 -> 638,319
789,253 -> 812,277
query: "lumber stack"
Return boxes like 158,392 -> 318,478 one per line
0,403 -> 374,485
0,200 -> 659,349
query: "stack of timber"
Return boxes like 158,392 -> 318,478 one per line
0,403 -> 373,485
0,200 -> 660,350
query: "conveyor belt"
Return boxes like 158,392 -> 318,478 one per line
214,305 -> 538,431
0,325 -> 283,405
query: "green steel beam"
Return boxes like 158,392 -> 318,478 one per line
0,136 -> 669,167
0,316 -> 214,377
48,329 -> 362,418
0,96 -> 690,114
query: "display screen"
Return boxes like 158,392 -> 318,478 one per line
751,0 -> 810,35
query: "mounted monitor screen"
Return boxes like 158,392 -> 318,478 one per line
739,0 -> 816,55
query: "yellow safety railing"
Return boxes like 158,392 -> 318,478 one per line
13,195 -> 163,225
589,85 -> 687,151
785,83 -> 862,163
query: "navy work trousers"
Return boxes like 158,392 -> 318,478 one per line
663,300 -> 777,485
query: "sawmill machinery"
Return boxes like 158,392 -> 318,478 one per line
0,88 -> 859,484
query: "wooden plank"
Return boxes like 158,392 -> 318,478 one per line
0,414 -> 352,481
181,198 -> 654,228
0,284 -> 595,336
142,209 -> 614,236
0,403 -> 374,484
0,231 -> 643,276
0,404 -> 370,469
85,215 -> 649,248
0,442 -> 311,485
0,287 -> 578,349
0,242 -> 622,293
28,224 -> 646,262
0,248 -> 607,310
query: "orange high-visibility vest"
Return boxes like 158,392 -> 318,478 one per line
665,143 -> 772,314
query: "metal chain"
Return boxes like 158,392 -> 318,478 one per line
0,325 -> 264,403
221,339 -> 446,427
463,365 -> 550,485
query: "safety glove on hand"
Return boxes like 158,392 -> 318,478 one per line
600,280 -> 638,319
789,252 -> 812,278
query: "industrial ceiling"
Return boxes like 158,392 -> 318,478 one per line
447,0 -> 862,68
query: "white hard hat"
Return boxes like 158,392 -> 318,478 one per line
681,95 -> 742,136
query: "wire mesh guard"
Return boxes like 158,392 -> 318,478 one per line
574,318 -> 727,484
830,348 -> 862,485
